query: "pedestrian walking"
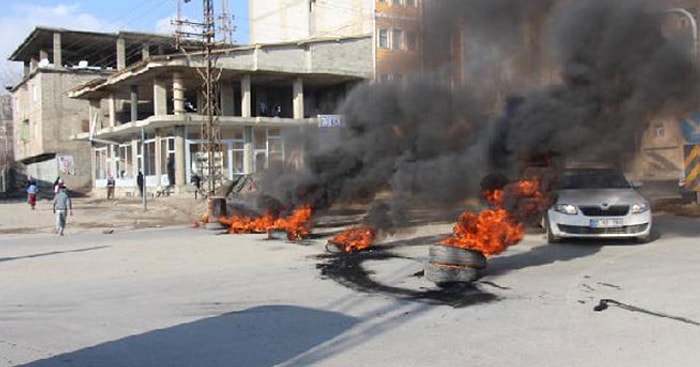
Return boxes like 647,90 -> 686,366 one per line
27,180 -> 38,210
137,171 -> 144,198
191,173 -> 202,199
107,175 -> 116,200
53,176 -> 62,196
52,185 -> 73,236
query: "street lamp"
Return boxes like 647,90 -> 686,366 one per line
664,8 -> 698,61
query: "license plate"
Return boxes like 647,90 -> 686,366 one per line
590,218 -> 623,228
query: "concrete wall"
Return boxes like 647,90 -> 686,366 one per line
310,0 -> 374,38
40,72 -> 95,190
12,78 -> 43,160
250,0 -> 311,44
213,37 -> 373,78
250,0 -> 374,44
13,70 -> 100,191
310,38 -> 373,77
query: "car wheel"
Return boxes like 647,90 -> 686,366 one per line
546,216 -> 560,244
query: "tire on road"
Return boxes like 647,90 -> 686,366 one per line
428,245 -> 487,269
424,262 -> 480,286
425,245 -> 486,286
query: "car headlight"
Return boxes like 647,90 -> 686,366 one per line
631,202 -> 649,214
554,204 -> 578,215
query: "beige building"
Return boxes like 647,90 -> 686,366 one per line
68,35 -> 372,196
250,0 -> 422,81
8,27 -> 179,191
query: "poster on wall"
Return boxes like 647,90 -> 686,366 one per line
56,155 -> 75,175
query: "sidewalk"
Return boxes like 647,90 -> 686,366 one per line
0,194 -> 207,236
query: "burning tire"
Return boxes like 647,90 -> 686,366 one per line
428,245 -> 487,269
425,245 -> 486,286
424,262 -> 480,286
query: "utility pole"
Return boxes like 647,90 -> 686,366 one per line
174,0 -> 225,221
174,0 -> 223,196
218,0 -> 235,45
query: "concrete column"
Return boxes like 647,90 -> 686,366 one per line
154,129 -> 162,181
53,32 -> 62,68
39,50 -> 48,62
109,145 -> 117,178
293,78 -> 304,119
131,140 -> 139,176
130,85 -> 139,122
108,94 -> 117,128
153,78 -> 168,116
117,37 -> 126,70
141,43 -> 150,60
174,126 -> 186,188
23,62 -> 30,77
243,126 -> 254,174
241,75 -> 252,118
88,99 -> 101,129
30,58 -> 38,72
196,92 -> 204,114
221,80 -> 235,116
173,72 -> 185,115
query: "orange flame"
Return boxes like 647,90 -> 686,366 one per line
330,225 -> 376,253
440,209 -> 524,256
273,205 -> 314,240
219,205 -> 314,240
220,211 -> 277,234
483,189 -> 504,207
441,178 -> 545,256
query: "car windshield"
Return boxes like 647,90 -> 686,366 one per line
558,169 -> 631,189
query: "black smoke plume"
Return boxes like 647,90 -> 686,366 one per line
259,0 -> 700,230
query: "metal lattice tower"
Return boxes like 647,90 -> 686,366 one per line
201,0 -> 223,196
174,0 -> 223,197
218,0 -> 235,44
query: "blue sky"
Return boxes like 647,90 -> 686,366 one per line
0,1 -> 250,82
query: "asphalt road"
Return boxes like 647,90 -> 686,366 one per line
2,214 -> 700,367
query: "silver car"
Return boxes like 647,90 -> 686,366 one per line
545,168 -> 652,243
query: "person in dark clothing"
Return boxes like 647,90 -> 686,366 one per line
137,171 -> 144,197
107,175 -> 116,199
191,173 -> 202,199
167,157 -> 175,188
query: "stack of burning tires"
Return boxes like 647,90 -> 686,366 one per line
425,245 -> 487,287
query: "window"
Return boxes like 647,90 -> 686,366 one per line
118,144 -> 132,178
378,29 -> 389,49
144,140 -> 156,175
94,148 -> 108,180
250,128 -> 285,172
406,31 -> 418,51
20,119 -> 29,142
160,137 -> 175,183
392,29 -> 404,50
